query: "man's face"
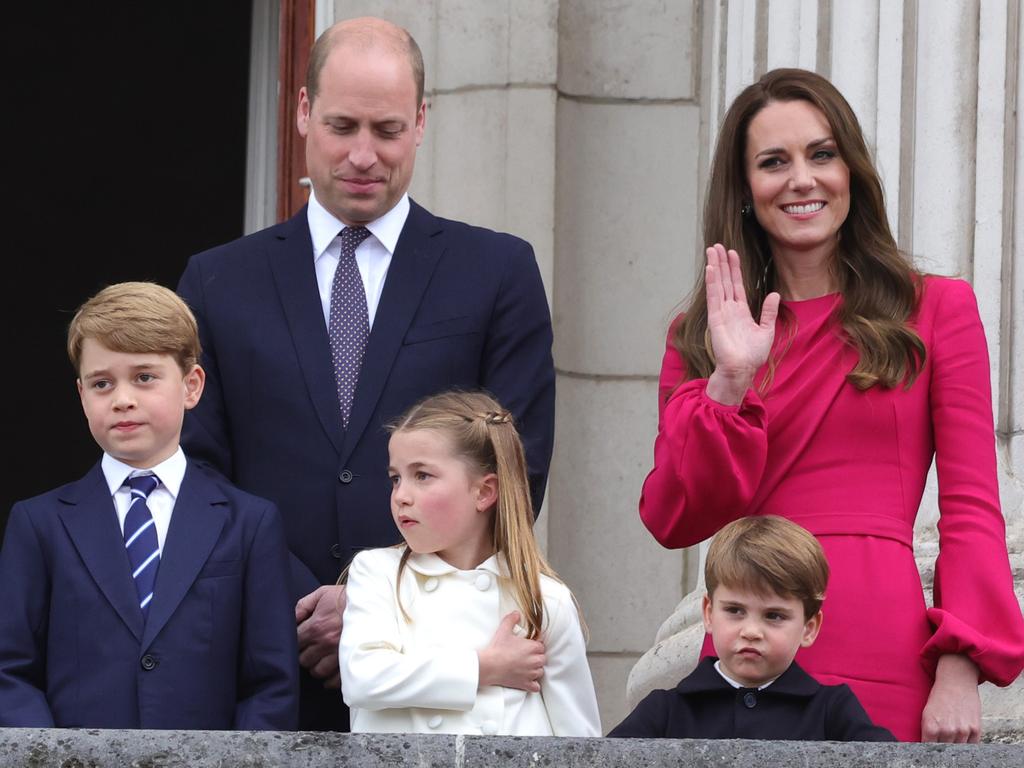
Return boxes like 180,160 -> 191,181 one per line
297,42 -> 425,225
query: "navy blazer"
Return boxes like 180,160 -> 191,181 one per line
0,461 -> 298,730
177,201 -> 555,597
609,658 -> 895,741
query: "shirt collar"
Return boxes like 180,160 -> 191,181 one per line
677,657 -> 820,697
405,550 -> 510,578
100,447 -> 187,498
306,190 -> 410,260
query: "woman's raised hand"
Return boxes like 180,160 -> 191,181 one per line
704,244 -> 780,405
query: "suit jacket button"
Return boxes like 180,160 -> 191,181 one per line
424,577 -> 439,592
743,691 -> 757,708
427,714 -> 443,729
330,544 -> 343,560
339,470 -> 354,484
140,654 -> 158,671
474,574 -> 492,591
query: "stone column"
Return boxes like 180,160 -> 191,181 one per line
550,0 -> 701,729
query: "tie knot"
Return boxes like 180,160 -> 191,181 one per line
339,226 -> 371,256
127,474 -> 160,498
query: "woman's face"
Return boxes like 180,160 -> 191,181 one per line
744,99 -> 850,264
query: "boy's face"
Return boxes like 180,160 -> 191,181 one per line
702,584 -> 822,688
77,338 -> 204,469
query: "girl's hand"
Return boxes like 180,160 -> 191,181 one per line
921,654 -> 981,742
704,243 -> 780,405
477,611 -> 546,692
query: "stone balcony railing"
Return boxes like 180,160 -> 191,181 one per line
1,729 -> 1022,767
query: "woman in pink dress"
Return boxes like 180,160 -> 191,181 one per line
639,68 -> 1024,742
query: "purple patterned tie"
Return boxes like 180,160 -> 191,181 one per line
329,226 -> 372,428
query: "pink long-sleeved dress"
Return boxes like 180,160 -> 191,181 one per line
639,276 -> 1024,741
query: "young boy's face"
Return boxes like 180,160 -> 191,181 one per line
702,584 -> 822,688
77,338 -> 204,469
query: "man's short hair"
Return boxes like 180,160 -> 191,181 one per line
67,282 -> 201,375
305,21 -> 425,108
705,515 -> 829,619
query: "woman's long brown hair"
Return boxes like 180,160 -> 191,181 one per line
675,68 -> 925,391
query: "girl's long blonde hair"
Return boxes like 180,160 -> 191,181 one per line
388,390 -> 564,640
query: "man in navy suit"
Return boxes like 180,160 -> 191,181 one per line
0,283 -> 297,729
178,17 -> 555,730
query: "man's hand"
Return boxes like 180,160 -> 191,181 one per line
477,611 -> 546,692
295,584 -> 347,689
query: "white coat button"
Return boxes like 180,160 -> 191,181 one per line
427,715 -> 443,729
475,573 -> 492,591
424,577 -> 439,592
481,719 -> 498,735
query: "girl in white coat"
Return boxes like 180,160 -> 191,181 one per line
340,391 -> 601,736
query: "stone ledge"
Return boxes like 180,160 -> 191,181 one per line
1,729 -> 1022,767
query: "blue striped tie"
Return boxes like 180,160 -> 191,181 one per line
124,474 -> 161,618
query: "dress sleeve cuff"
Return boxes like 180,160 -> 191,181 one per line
922,607 -> 1024,686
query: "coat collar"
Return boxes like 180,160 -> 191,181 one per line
57,461 -> 229,650
678,657 -> 821,697
405,550 -> 509,578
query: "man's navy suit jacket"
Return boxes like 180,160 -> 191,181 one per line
608,657 -> 895,741
177,201 -> 555,597
0,460 -> 298,729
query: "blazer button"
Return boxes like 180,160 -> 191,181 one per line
140,654 -> 158,671
480,719 -> 499,736
339,470 -> 354,484
424,577 -> 439,592
427,714 -> 443,729
743,691 -> 757,708
474,573 -> 492,591
330,544 -> 343,560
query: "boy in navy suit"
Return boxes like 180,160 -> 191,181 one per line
610,516 -> 893,741
0,282 -> 298,729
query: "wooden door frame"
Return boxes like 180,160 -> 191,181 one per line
276,0 -> 316,222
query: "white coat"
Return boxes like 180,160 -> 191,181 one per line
340,547 -> 601,736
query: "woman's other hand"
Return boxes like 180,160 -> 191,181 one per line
921,654 -> 981,743
704,244 -> 780,405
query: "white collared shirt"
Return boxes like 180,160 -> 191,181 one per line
101,448 -> 187,552
713,659 -> 777,690
307,190 -> 410,330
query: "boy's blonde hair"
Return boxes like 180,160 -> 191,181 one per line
705,516 -> 829,619
388,390 -> 562,640
67,282 -> 201,374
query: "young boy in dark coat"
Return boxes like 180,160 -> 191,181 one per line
609,515 -> 893,741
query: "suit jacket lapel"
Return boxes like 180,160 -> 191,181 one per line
341,201 -> 444,463
141,463 -> 227,650
58,464 -> 144,643
268,207 -> 345,454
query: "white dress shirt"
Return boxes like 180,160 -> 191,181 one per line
341,547 -> 602,737
101,448 -> 187,552
307,190 -> 410,330
714,659 -> 777,690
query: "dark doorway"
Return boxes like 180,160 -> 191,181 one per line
4,3 -> 253,541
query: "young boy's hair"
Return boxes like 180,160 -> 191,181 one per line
67,282 -> 201,374
705,515 -> 829,619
